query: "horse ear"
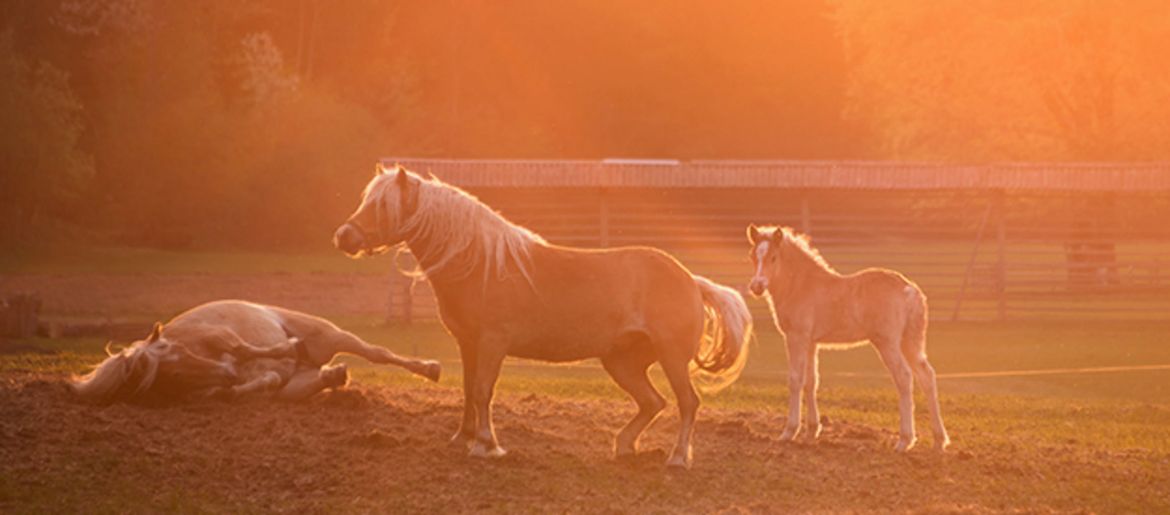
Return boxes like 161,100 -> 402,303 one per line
375,162 -> 386,176
747,224 -> 761,244
396,166 -> 409,186
147,322 -> 163,343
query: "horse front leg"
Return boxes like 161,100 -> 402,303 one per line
450,340 -> 477,447
780,333 -> 810,442
803,346 -> 822,441
468,339 -> 507,458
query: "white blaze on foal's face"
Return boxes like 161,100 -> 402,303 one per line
748,238 -> 772,296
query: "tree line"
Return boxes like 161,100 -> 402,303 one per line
2,1 -> 1166,249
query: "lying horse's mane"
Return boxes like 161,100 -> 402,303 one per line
71,341 -> 161,403
395,174 -> 548,286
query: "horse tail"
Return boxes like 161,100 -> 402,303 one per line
901,284 -> 930,362
690,275 -> 754,394
70,344 -> 160,404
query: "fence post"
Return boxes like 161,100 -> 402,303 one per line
994,189 -> 1007,321
0,293 -> 42,339
951,202 -> 993,322
598,187 -> 610,248
799,196 -> 812,234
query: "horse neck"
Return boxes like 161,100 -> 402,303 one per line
772,244 -> 837,305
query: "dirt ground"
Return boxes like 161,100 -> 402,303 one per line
2,372 -> 1167,513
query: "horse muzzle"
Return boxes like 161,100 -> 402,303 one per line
748,278 -> 768,297
333,224 -> 366,256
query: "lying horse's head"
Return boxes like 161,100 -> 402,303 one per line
334,162 -> 422,258
71,322 -> 238,404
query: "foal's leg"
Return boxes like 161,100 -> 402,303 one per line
660,356 -> 700,469
468,340 -> 507,458
803,346 -> 823,440
275,364 -> 349,402
601,347 -> 665,457
905,351 -> 950,450
780,334 -> 810,442
875,339 -> 917,452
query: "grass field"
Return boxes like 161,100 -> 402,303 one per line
2,247 -> 1169,512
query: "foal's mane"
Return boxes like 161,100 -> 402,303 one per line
762,226 -> 837,275
388,172 -> 548,286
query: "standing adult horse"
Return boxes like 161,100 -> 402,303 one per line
746,225 -> 949,452
334,163 -> 753,467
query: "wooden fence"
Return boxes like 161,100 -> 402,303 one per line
382,161 -> 1170,324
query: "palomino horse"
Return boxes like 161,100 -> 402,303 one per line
746,225 -> 949,452
71,300 -> 440,404
334,163 -> 752,468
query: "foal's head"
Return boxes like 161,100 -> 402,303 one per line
747,224 -> 832,296
334,162 -> 423,257
746,224 -> 785,296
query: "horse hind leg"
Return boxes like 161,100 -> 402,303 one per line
901,335 -> 950,450
320,330 -> 440,382
601,346 -> 665,458
876,337 -> 917,452
659,356 -> 700,469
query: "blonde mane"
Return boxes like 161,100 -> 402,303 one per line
70,341 -> 162,403
760,226 -> 837,275
383,173 -> 547,286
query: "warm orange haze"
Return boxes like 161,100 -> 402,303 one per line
2,1 -> 1169,513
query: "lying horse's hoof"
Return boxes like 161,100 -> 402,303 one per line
422,360 -> 441,382
468,442 -> 508,459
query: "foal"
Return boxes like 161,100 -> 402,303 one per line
746,225 -> 949,451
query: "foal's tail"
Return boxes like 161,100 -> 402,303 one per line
691,275 -> 754,394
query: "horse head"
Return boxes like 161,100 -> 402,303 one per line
334,162 -> 423,257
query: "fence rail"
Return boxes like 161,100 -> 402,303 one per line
380,160 -> 1170,324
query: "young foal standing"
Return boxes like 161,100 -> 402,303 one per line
746,225 -> 949,451
334,163 -> 753,468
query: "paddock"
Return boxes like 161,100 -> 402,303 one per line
2,159 -> 1169,511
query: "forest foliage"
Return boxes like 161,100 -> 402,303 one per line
1,1 -> 1167,249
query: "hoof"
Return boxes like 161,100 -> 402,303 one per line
894,436 -> 917,453
802,424 -> 823,441
778,427 -> 800,442
449,430 -> 475,448
320,363 -> 349,389
934,437 -> 951,452
422,361 -> 441,382
664,454 -> 691,470
468,442 -> 507,459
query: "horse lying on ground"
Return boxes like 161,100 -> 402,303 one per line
746,225 -> 950,452
333,163 -> 753,468
71,300 -> 440,404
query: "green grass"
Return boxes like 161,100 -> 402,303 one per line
15,318 -> 1168,453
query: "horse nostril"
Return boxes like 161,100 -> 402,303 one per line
334,225 -> 363,252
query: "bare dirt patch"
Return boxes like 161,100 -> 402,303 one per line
2,373 -> 1166,513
